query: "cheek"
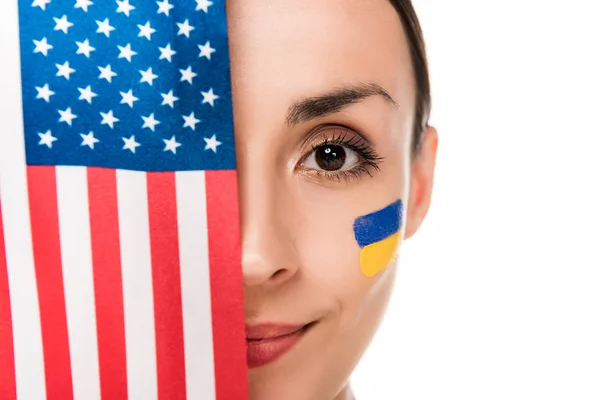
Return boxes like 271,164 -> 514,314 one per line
293,206 -> 364,306
353,199 -> 403,278
296,207 -> 399,344
298,214 -> 361,288
294,199 -> 404,297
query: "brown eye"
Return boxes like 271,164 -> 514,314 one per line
303,143 -> 359,172
315,144 -> 346,171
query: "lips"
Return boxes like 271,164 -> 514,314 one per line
245,322 -> 314,368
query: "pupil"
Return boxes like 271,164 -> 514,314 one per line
315,145 -> 346,171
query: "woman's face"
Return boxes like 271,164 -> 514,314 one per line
227,0 -> 437,399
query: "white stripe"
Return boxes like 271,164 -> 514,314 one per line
0,2 -> 46,398
116,170 -> 158,400
56,167 -> 101,400
176,171 -> 216,400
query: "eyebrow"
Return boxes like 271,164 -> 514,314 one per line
285,82 -> 398,127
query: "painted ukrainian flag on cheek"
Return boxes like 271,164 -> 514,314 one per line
353,200 -> 403,277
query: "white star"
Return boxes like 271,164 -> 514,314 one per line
100,110 -> 119,128
56,61 -> 75,80
98,64 -> 117,82
195,0 -> 212,13
75,0 -> 93,12
54,15 -> 74,34
179,66 -> 197,84
122,135 -> 140,153
140,67 -> 158,86
141,113 -> 160,132
80,132 -> 99,149
116,0 -> 135,16
201,88 -> 219,106
176,19 -> 194,38
157,0 -> 173,16
58,108 -> 77,126
120,90 -> 139,108
33,38 -> 53,56
78,85 -> 97,104
117,43 -> 137,62
198,41 -> 215,60
182,112 -> 200,130
203,134 -> 221,153
163,136 -> 181,154
38,130 -> 57,148
160,90 -> 179,108
32,0 -> 51,11
96,19 -> 115,37
137,21 -> 156,40
35,84 -> 55,102
158,43 -> 176,62
76,39 -> 95,58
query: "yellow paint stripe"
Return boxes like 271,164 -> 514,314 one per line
359,232 -> 400,277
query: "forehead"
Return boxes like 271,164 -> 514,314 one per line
226,0 -> 415,122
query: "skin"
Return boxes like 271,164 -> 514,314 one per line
227,1 -> 438,399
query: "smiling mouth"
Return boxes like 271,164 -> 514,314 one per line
245,321 -> 317,368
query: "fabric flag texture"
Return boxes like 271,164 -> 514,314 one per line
0,0 -> 247,399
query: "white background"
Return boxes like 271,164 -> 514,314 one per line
352,1 -> 600,399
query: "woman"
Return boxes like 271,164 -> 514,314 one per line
227,0 -> 438,398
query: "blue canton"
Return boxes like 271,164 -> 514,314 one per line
19,0 -> 235,172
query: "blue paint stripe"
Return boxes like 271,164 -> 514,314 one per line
353,199 -> 403,247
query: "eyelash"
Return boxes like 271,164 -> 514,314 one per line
301,129 -> 384,183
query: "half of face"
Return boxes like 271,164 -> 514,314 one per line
227,0 -> 434,399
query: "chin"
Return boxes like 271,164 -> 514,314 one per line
248,372 -> 349,400
246,320 -> 369,400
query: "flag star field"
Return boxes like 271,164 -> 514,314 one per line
20,0 -> 235,172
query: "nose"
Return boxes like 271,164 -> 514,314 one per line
241,229 -> 298,288
238,172 -> 300,289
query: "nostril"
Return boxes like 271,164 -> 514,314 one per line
270,268 -> 291,283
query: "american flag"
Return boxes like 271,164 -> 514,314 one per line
0,0 -> 247,399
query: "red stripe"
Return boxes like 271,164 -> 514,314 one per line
0,200 -> 17,400
147,172 -> 186,400
26,166 -> 73,400
205,170 -> 248,400
87,167 -> 128,399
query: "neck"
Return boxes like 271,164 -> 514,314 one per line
334,385 -> 355,400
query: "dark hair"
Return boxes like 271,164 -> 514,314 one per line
389,0 -> 431,156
